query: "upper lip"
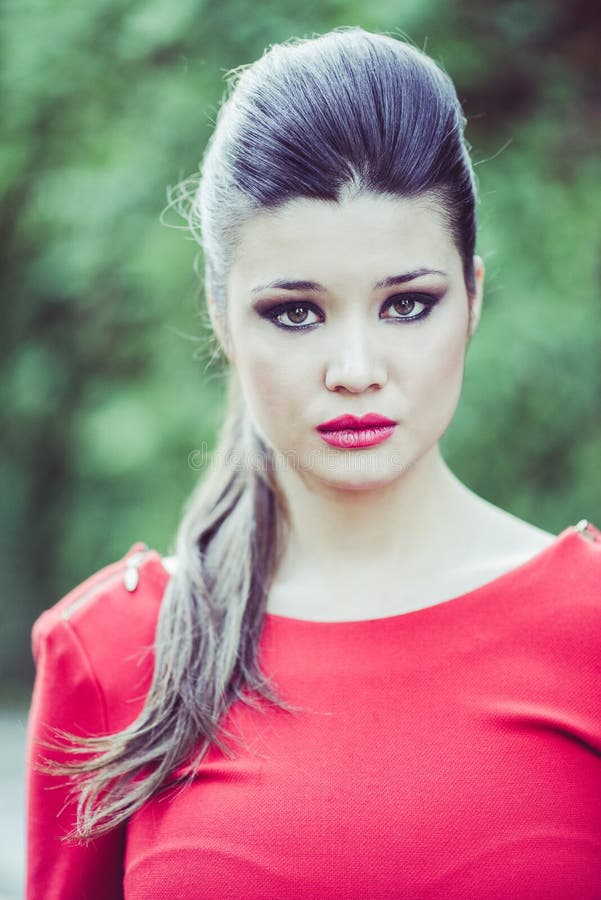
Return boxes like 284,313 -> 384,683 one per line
317,413 -> 397,432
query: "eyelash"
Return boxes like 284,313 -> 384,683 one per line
260,293 -> 440,332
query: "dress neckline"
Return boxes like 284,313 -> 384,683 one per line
261,525 -> 581,628
151,522 -> 597,629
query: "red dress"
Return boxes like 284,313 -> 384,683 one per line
26,522 -> 601,899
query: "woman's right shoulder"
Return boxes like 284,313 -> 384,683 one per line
31,543 -> 172,727
33,542 -> 170,641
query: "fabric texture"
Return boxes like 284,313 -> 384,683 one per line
26,523 -> 601,899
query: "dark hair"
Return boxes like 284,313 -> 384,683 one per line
52,27 -> 479,839
196,26 -> 477,314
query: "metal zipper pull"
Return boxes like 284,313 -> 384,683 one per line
123,547 -> 149,592
574,519 -> 596,542
61,544 -> 150,619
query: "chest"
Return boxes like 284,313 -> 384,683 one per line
123,623 -> 601,899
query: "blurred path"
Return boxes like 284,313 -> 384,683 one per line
0,707 -> 27,900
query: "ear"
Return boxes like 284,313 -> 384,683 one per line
467,255 -> 485,341
206,293 -> 233,362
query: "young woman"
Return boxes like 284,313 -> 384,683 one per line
26,27 -> 601,899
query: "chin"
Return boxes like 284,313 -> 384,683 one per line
310,461 -> 413,492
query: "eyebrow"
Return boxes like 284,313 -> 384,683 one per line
249,268 -> 447,295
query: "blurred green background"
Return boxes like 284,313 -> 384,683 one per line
2,0 -> 599,699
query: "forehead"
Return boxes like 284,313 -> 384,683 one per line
227,193 -> 459,292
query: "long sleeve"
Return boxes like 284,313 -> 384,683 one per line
26,614 -> 126,899
25,543 -> 166,899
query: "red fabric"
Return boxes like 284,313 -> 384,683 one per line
26,524 -> 601,899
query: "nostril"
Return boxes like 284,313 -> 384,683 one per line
324,356 -> 388,394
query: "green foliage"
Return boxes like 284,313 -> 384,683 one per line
2,0 -> 599,691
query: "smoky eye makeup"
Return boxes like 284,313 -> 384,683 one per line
253,291 -> 442,332
255,300 -> 324,331
380,292 -> 441,323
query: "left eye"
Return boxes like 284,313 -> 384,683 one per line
381,294 -> 434,321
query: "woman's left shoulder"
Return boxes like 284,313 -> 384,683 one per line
488,516 -> 601,601
571,519 -> 601,546
562,519 -> 601,573
478,509 -> 598,569
535,519 -> 601,608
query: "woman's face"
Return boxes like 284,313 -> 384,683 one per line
218,193 -> 484,491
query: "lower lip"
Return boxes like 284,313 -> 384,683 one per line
317,425 -> 396,449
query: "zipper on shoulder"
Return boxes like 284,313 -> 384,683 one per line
122,549 -> 149,591
61,545 -> 150,620
574,519 -> 598,542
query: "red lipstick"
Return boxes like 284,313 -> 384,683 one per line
316,413 -> 397,449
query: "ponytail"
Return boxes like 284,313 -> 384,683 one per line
51,372 -> 300,839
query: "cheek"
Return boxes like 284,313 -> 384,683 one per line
403,321 -> 468,415
233,341 -> 306,432
437,331 -> 468,383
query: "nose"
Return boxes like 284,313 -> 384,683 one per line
324,319 -> 388,393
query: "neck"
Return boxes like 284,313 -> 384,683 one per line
274,444 -> 482,586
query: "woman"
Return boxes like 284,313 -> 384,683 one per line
26,27 -> 601,899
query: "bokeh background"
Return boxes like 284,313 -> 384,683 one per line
3,0 -> 601,695
1,3 -> 599,887
3,0 -> 601,693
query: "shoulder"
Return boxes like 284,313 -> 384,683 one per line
523,519 -> 601,624
555,519 -> 601,582
33,542 -> 169,646
461,513 -> 601,611
465,495 -> 599,573
31,542 -> 172,730
523,519 -> 601,581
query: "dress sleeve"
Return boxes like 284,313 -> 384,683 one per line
25,613 -> 126,900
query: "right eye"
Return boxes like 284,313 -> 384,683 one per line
262,302 -> 323,331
